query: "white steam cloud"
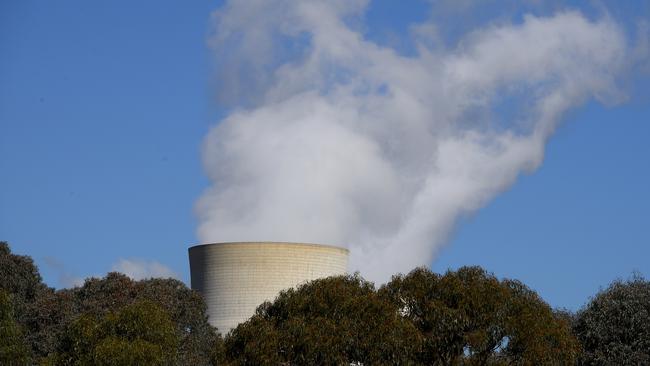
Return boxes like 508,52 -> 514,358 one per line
197,1 -> 634,283
44,257 -> 85,288
112,259 -> 179,281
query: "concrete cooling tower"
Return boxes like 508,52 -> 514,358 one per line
188,242 -> 349,333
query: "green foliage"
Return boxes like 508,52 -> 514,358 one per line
54,300 -> 179,366
0,241 -> 54,360
135,278 -> 223,365
0,242 -> 222,365
0,290 -> 31,365
0,242 -> 49,305
225,274 -> 422,365
23,289 -> 77,358
574,274 -> 650,365
50,273 -> 223,365
379,266 -> 580,365
6,240 -> 650,365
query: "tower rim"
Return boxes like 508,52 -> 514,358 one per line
188,241 -> 349,254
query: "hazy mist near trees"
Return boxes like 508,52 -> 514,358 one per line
1,241 -> 648,365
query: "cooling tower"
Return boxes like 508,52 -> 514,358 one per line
188,241 -> 348,333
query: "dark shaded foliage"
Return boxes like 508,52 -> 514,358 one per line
226,274 -> 422,365
0,242 -> 49,309
0,241 -> 54,359
379,266 -> 580,365
0,242 -> 222,365
136,277 -> 224,365
6,240 -> 650,365
22,289 -> 77,359
61,273 -> 223,365
0,290 -> 31,365
574,274 -> 650,365
53,300 -> 179,366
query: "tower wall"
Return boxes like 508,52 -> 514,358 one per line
188,242 -> 349,333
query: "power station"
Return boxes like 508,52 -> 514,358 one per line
188,242 -> 349,333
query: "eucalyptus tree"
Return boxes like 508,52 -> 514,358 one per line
379,266 -> 579,365
574,274 -> 650,365
225,274 -> 421,365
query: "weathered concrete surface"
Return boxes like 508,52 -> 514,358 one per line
188,242 -> 348,333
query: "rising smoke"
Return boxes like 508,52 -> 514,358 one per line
197,0 -> 634,283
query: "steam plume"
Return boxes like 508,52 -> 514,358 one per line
197,1 -> 632,283
112,259 -> 179,281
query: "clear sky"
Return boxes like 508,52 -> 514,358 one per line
1,0 -> 648,311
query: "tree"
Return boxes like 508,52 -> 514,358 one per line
225,274 -> 422,365
1,241 -> 223,365
0,290 -> 31,365
22,288 -> 76,359
0,241 -> 53,360
66,273 -> 223,365
0,242 -> 49,308
573,274 -> 650,365
379,266 -> 579,365
135,278 -> 224,365
54,300 -> 179,366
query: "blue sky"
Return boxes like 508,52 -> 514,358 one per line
1,0 -> 648,310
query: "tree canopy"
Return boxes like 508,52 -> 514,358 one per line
0,242 -> 222,365
378,266 -> 580,365
226,274 -> 422,365
1,241 -> 56,360
573,273 -> 650,365
45,273 -> 223,365
2,241 -> 649,365
53,300 -> 179,366
0,290 -> 31,365
67,273 -> 223,365
0,242 -> 49,306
